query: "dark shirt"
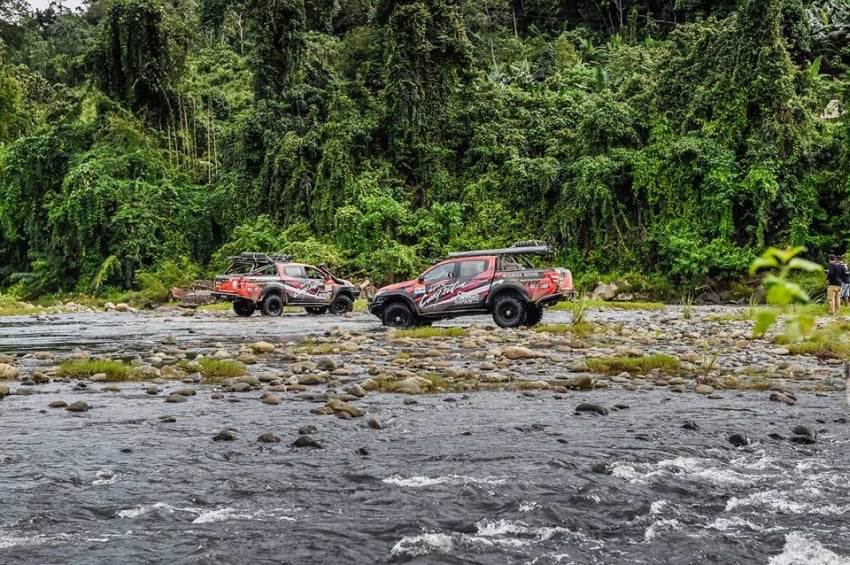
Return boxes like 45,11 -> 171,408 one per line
827,262 -> 847,286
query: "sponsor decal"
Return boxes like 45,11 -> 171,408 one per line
452,290 -> 485,305
420,280 -> 469,308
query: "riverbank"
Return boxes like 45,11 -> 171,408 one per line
1,304 -> 846,408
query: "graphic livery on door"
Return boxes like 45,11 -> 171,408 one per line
418,258 -> 494,313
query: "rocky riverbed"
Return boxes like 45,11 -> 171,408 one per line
0,304 -> 846,408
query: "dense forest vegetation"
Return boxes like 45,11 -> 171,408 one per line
1,0 -> 849,298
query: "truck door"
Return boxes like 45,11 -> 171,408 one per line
419,261 -> 460,313
452,258 -> 493,307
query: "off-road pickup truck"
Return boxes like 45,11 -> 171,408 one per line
212,252 -> 359,317
368,242 -> 573,328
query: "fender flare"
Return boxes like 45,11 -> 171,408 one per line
486,283 -> 530,308
377,292 -> 418,314
259,283 -> 287,304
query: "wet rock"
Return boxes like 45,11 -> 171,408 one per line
298,374 -> 325,386
791,425 -> 816,440
49,400 -> 67,408
0,363 -> 20,380
327,398 -> 364,417
228,382 -> 252,393
159,415 -> 177,423
590,462 -> 612,474
146,386 -> 159,395
564,375 -> 593,390
103,384 -> 121,393
238,375 -> 260,386
213,429 -> 237,441
502,346 -> 535,360
310,406 -> 335,416
728,433 -> 750,447
789,435 -> 816,445
366,415 -> 384,429
356,447 -> 370,456
173,387 -> 196,396
292,435 -> 323,449
695,384 -> 714,395
237,353 -> 258,364
575,403 -> 608,416
165,393 -> 188,403
682,421 -> 699,431
290,361 -> 318,373
31,372 -> 49,384
251,341 -> 276,353
66,401 -> 89,412
257,432 -> 280,443
299,424 -> 318,435
316,357 -> 337,371
0,385 -> 9,398
261,394 -> 281,405
769,391 -> 796,405
346,384 -> 366,398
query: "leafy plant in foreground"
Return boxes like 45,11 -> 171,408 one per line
749,247 -> 822,341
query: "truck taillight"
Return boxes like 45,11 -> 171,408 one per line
562,270 -> 573,291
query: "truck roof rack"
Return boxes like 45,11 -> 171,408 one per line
228,251 -> 292,264
224,252 -> 293,272
447,241 -> 555,258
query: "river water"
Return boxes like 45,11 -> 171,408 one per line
2,310 -> 849,564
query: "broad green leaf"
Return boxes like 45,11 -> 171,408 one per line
774,246 -> 806,265
753,310 -> 777,337
749,256 -> 778,275
788,258 -> 824,273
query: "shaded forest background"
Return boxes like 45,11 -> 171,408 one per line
1,0 -> 849,298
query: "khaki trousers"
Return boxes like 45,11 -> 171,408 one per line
828,285 -> 842,314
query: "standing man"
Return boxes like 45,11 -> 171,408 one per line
841,255 -> 850,307
826,254 -> 846,315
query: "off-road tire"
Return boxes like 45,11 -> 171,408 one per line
524,304 -> 543,327
492,294 -> 526,328
305,306 -> 328,315
329,294 -> 353,315
384,302 -> 415,329
260,294 -> 284,317
233,300 -> 256,317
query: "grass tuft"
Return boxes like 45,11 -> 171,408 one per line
586,354 -> 680,375
191,358 -> 247,381
393,327 -> 468,339
57,359 -> 134,381
552,299 -> 665,311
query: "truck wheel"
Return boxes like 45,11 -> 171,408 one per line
305,306 -> 328,315
384,302 -> 415,328
492,294 -> 526,328
524,304 -> 543,327
261,294 -> 284,317
329,294 -> 353,315
233,300 -> 256,317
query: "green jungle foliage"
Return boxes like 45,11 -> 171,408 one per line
1,0 -> 850,295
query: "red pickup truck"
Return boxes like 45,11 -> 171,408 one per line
212,253 -> 359,317
368,242 -> 573,328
